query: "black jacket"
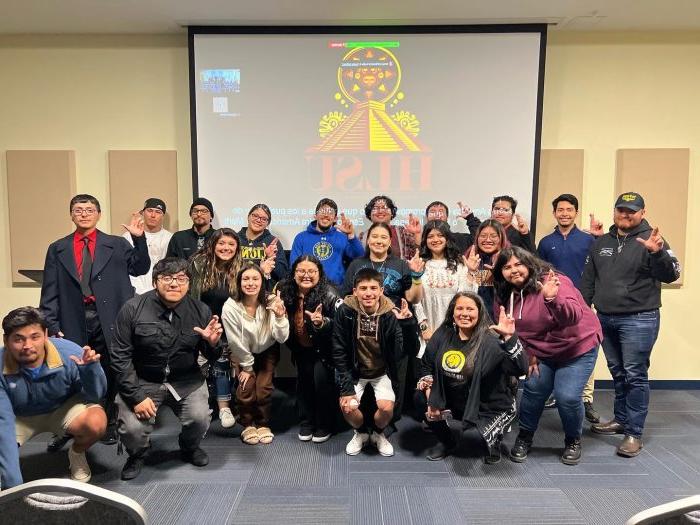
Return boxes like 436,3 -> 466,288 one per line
453,213 -> 483,253
111,290 -> 222,407
332,296 -> 403,397
579,219 -> 681,314
284,286 -> 343,366
421,325 -> 527,447
166,227 -> 215,260
505,225 -> 535,252
40,230 -> 150,349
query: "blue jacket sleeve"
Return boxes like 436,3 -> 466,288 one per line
290,234 -> 303,268
73,361 -> 108,403
0,384 -> 23,489
344,236 -> 364,260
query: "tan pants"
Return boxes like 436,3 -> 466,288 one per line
15,395 -> 100,446
582,370 -> 596,403
236,346 -> 280,427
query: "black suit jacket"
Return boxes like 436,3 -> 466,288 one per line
39,230 -> 150,349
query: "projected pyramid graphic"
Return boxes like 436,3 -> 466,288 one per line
310,46 -> 429,153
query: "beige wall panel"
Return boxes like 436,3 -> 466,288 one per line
108,150 -> 178,235
6,150 -> 76,285
536,149 -> 584,244
615,148 -> 688,286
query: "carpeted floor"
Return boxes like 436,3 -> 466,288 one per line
19,389 -> 700,524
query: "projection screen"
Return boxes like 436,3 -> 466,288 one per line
189,26 -> 547,245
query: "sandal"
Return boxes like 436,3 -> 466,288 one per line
241,426 -> 259,445
257,427 -> 274,444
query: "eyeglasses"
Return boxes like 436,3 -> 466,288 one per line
295,269 -> 319,277
316,208 -> 336,217
492,207 -> 512,215
157,275 -> 190,285
478,234 -> 500,241
191,208 -> 210,216
72,208 -> 98,216
250,213 -> 269,224
372,206 -> 390,212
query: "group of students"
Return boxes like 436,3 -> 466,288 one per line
0,189 -> 680,489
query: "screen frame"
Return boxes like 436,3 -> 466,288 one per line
188,24 -> 548,234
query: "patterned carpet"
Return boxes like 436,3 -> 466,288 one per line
18,389 -> 700,524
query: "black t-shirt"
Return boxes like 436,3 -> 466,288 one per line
441,334 -> 477,408
343,256 -> 412,307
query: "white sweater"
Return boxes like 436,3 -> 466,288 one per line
221,298 -> 289,371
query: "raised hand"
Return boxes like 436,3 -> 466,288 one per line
464,248 -> 480,272
538,269 -> 561,301
587,213 -> 604,237
456,201 -> 472,219
336,212 -> 355,238
70,345 -> 101,365
304,303 -> 324,327
263,238 -> 278,259
193,315 -> 224,346
406,213 -> 422,236
514,213 -> 529,235
122,211 -> 145,237
260,256 -> 276,277
266,290 -> 286,318
408,250 -> 426,274
393,298 -> 413,320
488,306 -> 515,340
636,226 -> 664,253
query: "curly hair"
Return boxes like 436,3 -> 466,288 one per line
419,220 -> 462,273
189,228 -> 241,300
492,246 -> 554,306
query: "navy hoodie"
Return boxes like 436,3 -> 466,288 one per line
237,227 -> 289,283
290,221 -> 364,285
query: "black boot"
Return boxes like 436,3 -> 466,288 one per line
121,450 -> 147,481
509,430 -> 534,463
181,447 -> 209,467
584,402 -> 600,424
426,442 -> 452,461
561,437 -> 582,465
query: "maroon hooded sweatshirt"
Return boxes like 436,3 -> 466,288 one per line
495,273 -> 602,362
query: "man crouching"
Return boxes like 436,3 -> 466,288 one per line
333,268 -> 403,457
111,257 -> 223,480
1,307 -> 107,488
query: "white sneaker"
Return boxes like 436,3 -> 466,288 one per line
345,431 -> 369,455
370,432 -> 394,457
68,446 -> 91,482
219,408 -> 236,429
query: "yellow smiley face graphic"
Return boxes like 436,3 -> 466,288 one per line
442,350 -> 466,374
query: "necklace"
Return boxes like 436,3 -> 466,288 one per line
370,258 -> 387,274
616,233 -> 629,253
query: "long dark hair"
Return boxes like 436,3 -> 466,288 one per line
234,262 -> 268,307
419,220 -> 462,272
441,291 -> 492,353
189,228 -> 241,299
364,222 -> 393,257
492,246 -> 554,306
277,255 -> 332,315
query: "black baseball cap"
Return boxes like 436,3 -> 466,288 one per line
142,198 -> 166,213
614,192 -> 645,212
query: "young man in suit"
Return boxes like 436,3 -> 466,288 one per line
40,194 -> 150,447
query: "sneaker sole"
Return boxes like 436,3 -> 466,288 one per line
561,456 -> 581,465
378,450 -> 394,457
70,473 -> 92,483
298,434 -> 313,442
312,435 -> 331,443
221,421 -> 236,429
346,449 -> 362,456
509,453 -> 527,463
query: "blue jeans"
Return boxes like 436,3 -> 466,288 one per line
211,358 -> 232,402
519,347 -> 598,440
598,310 -> 660,438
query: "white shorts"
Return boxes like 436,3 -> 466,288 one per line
354,374 -> 395,403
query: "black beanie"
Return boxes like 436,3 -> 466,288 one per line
190,197 -> 214,218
